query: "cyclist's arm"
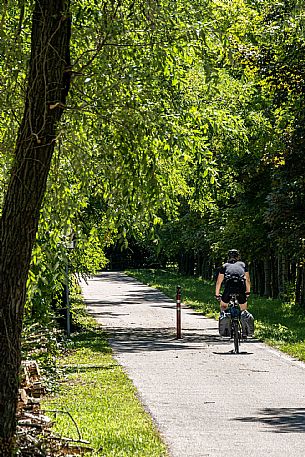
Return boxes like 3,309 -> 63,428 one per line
215,273 -> 224,296
245,271 -> 251,294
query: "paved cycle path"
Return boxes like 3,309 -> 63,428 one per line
80,272 -> 305,457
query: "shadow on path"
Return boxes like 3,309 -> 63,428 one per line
87,271 -> 144,284
85,292 -> 174,307
234,408 -> 305,433
104,326 -> 245,353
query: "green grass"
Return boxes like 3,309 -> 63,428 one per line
127,268 -> 305,362
42,322 -> 169,457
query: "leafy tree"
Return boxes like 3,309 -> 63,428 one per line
0,0 -> 231,452
132,0 -> 305,303
241,0 -> 305,300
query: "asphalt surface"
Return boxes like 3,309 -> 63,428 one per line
80,271 -> 305,457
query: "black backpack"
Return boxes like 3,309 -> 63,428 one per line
224,272 -> 245,290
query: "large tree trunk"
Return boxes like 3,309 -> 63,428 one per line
0,1 -> 71,454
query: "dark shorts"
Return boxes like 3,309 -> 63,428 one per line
222,289 -> 247,304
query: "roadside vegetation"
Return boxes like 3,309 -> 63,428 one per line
127,269 -> 305,362
41,296 -> 169,457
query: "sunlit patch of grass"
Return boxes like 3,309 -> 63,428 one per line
127,269 -> 305,362
43,327 -> 169,457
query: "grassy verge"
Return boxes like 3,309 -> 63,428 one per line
42,303 -> 169,457
127,268 -> 305,362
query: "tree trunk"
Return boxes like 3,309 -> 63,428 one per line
290,259 -> 297,284
264,256 -> 272,297
250,261 -> 257,294
278,254 -> 289,297
259,260 -> 265,296
282,256 -> 289,285
295,264 -> 302,306
271,255 -> 279,298
277,255 -> 282,295
296,265 -> 305,308
252,260 -> 262,295
0,1 -> 71,454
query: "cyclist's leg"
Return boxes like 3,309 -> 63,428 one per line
239,302 -> 247,311
220,290 -> 230,311
220,300 -> 229,311
237,292 -> 247,311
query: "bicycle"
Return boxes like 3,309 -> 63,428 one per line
217,293 -> 253,353
228,294 -> 242,354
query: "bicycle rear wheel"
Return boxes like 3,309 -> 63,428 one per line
232,321 -> 239,354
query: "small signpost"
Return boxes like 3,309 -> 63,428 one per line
176,285 -> 182,339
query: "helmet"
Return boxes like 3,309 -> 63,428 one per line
228,249 -> 240,260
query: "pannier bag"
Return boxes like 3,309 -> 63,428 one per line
241,310 -> 254,336
219,312 -> 231,337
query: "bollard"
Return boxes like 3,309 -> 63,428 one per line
176,285 -> 182,339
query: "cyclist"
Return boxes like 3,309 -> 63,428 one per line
215,249 -> 254,337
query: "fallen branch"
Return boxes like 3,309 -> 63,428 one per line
42,410 -> 84,442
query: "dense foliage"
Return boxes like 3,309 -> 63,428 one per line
113,1 -> 305,307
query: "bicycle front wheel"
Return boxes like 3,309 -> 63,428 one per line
232,321 -> 240,354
